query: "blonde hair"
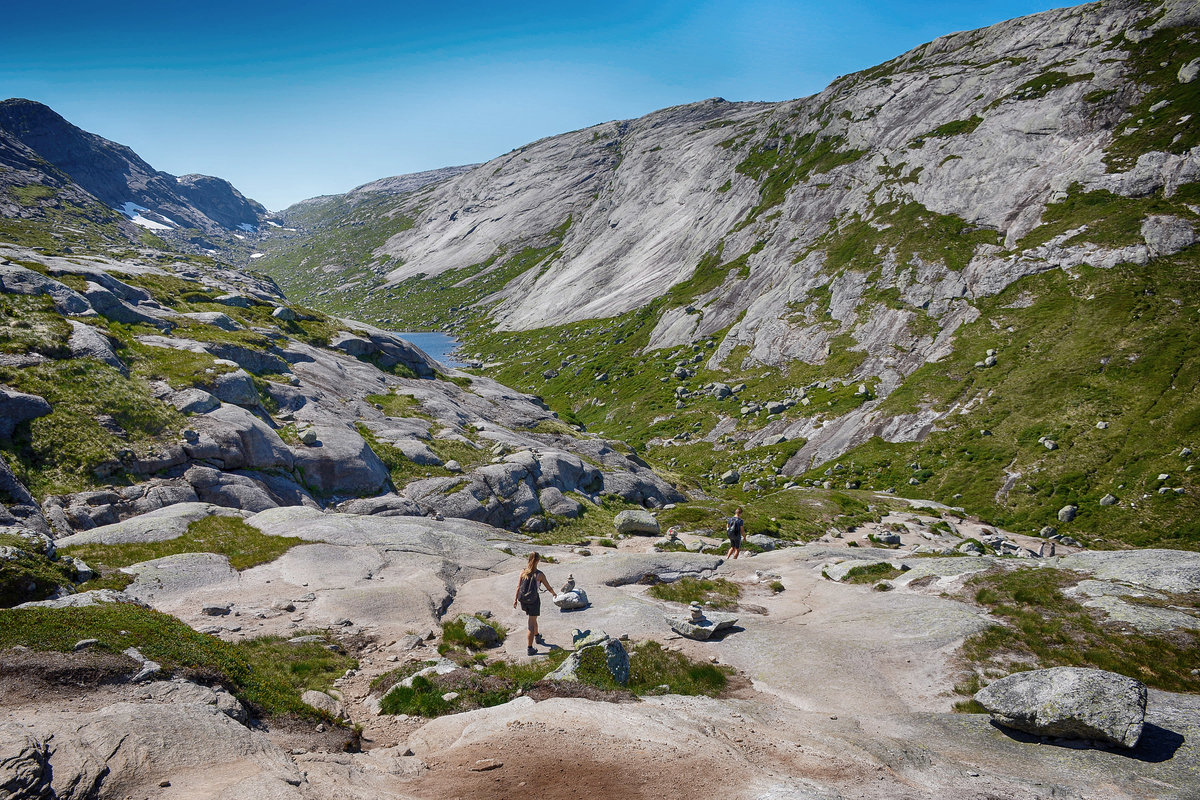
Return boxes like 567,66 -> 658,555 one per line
520,551 -> 540,581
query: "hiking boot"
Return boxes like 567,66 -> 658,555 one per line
535,634 -> 547,645
526,646 -> 538,656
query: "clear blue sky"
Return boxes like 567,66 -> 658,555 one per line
1,0 -> 1064,211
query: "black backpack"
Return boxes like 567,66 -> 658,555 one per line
726,517 -> 743,537
517,572 -> 539,605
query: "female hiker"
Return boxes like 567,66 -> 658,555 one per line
513,551 -> 555,655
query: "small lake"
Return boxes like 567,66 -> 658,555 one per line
392,331 -> 468,368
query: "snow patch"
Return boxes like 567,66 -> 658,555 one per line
234,234 -> 246,240
238,223 -> 257,233
250,253 -> 265,259
130,214 -> 173,231
265,220 -> 283,228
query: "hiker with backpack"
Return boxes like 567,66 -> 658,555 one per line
725,507 -> 745,559
513,551 -> 556,655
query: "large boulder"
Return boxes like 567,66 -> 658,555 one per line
614,509 -> 660,536
0,387 -> 51,439
291,424 -> 390,497
67,321 -> 127,374
974,667 -> 1147,748
209,368 -> 261,407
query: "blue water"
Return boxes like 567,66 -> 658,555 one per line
393,331 -> 468,368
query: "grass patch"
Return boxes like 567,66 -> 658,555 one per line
0,533 -> 76,608
627,640 -> 731,696
648,576 -> 741,609
841,562 -> 903,584
0,604 -> 355,717
960,567 -> 1200,694
0,359 -> 182,497
439,614 -> 507,651
61,515 -> 306,572
378,639 -> 731,718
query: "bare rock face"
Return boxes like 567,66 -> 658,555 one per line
974,666 -> 1148,748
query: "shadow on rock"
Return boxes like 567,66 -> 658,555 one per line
989,721 -> 1185,762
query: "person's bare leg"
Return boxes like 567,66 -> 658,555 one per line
527,616 -> 538,647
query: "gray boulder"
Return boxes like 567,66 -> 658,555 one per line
1058,504 -> 1078,523
210,369 -> 261,407
83,282 -> 167,328
67,321 -> 127,375
974,667 -> 1147,748
0,263 -> 92,315
170,388 -> 220,415
291,424 -> 390,497
456,614 -> 501,647
181,311 -> 242,331
539,487 -> 582,518
0,387 -> 51,439
546,629 -> 629,685
301,689 -> 348,721
614,509 -> 660,535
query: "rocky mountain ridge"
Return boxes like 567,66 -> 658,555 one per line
0,98 -> 268,249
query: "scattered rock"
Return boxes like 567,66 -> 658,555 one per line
1058,505 -> 1077,523
1099,494 -> 1119,506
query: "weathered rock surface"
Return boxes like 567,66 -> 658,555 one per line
613,508 -> 660,535
975,667 -> 1148,748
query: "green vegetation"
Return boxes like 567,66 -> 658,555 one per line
960,567 -> 1200,693
735,132 -> 866,227
0,532 -> 76,607
647,576 -> 741,609
61,515 -> 307,573
841,562 -> 904,584
0,359 -> 182,497
814,200 -> 1002,275
1016,186 -> 1197,251
990,70 -> 1094,108
439,614 -> 507,651
910,115 -> 983,147
9,184 -> 57,205
252,191 -> 415,320
378,639 -> 731,717
0,604 -> 356,717
1105,26 -> 1200,170
816,248 -> 1200,550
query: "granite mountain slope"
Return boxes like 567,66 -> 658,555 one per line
259,0 -> 1200,549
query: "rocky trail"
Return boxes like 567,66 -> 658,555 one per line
6,505 -> 1200,799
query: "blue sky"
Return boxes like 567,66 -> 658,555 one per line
1,0 -> 1064,210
